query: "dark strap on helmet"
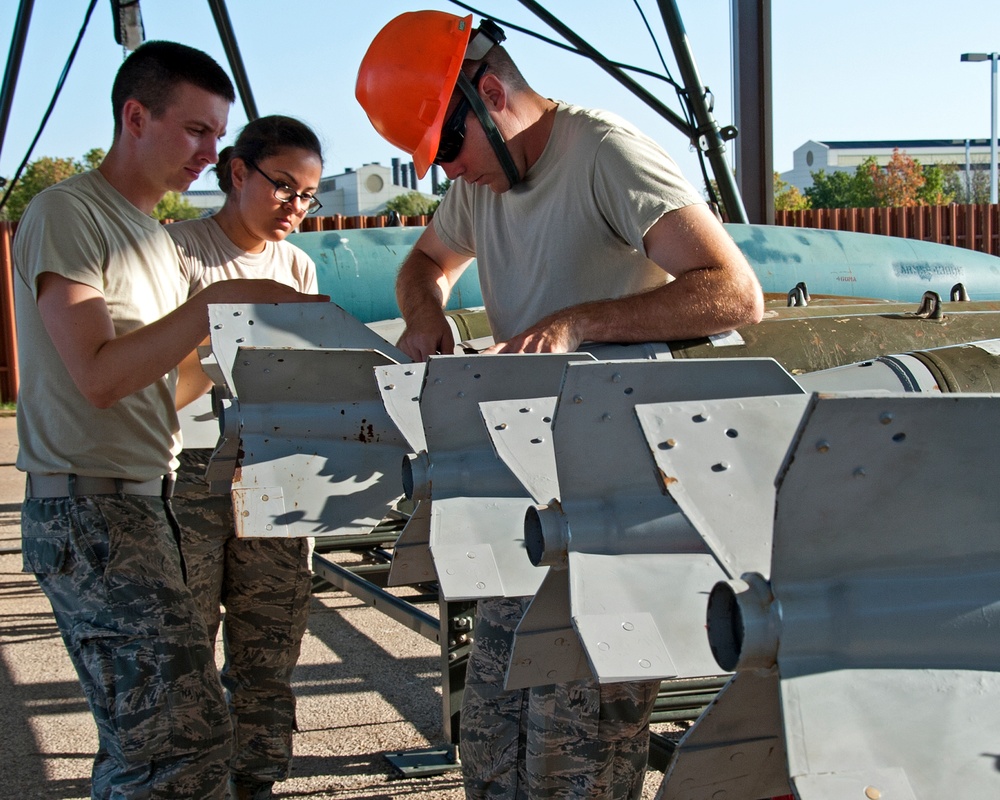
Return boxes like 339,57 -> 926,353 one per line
455,71 -> 521,189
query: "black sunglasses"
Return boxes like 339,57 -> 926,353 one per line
434,63 -> 489,165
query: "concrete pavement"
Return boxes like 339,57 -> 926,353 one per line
0,413 -> 673,799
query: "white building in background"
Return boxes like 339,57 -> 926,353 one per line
181,189 -> 226,216
781,138 -> 999,192
182,158 -> 442,217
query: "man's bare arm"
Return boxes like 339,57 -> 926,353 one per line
485,203 -> 764,354
395,224 -> 475,361
37,273 -> 328,408
175,344 -> 213,410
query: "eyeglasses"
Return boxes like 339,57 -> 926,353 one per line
434,63 -> 489,165
246,160 -> 323,214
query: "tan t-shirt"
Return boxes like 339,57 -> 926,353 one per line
167,215 -> 317,295
13,170 -> 186,479
431,103 -> 705,342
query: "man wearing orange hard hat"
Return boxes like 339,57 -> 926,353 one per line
357,11 -> 764,800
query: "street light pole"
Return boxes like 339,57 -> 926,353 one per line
962,52 -> 999,204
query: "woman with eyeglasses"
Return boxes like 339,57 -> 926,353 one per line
167,114 -> 324,800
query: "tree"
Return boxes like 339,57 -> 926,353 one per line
917,163 -> 956,206
434,178 -> 452,197
1,148 -> 107,221
2,156 -> 81,221
153,192 -> 201,221
944,165 -> 994,204
868,148 -> 925,207
805,163 -> 877,209
385,191 -> 439,216
774,172 -> 810,211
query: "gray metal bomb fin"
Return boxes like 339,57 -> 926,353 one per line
635,392 -> 808,579
515,358 -> 799,685
700,392 -> 1000,798
209,302 -> 408,394
505,568 -> 592,689
375,361 -> 428,454
229,347 -> 409,538
387,500 -> 435,586
480,397 -> 560,505
655,670 -> 790,800
413,354 -> 591,600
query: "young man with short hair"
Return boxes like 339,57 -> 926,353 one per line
14,40 -> 325,799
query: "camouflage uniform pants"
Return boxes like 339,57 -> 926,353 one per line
461,597 -> 659,800
170,453 -> 312,786
21,494 -> 233,800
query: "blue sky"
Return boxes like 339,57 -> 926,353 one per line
2,0 -> 1000,198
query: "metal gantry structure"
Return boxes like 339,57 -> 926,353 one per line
0,0 -> 773,221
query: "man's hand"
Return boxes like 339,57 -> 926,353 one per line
397,316 -> 456,361
482,313 -> 579,354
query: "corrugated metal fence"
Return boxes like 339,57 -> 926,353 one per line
1,206 -> 998,403
776,204 -> 1000,257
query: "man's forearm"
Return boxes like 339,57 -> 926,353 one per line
566,265 -> 763,345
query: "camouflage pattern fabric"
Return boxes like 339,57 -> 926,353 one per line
461,596 -> 531,799
171,449 -> 312,786
461,596 -> 658,800
21,493 -> 232,799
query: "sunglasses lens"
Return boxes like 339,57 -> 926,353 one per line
435,132 -> 462,164
434,98 -> 471,164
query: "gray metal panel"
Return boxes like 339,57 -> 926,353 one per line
773,393 -> 1000,592
375,362 -> 428,454
387,500 -> 436,586
419,353 -> 592,454
768,393 -> 1000,795
429,496 -> 548,600
507,568 -> 593,689
782,669 -> 991,799
635,393 -> 808,579
208,302 -> 407,392
792,768 -> 916,800
655,670 -> 790,800
229,348 -> 409,538
479,397 -> 560,505
518,358 -> 800,684
413,354 -> 592,599
570,552 -> 724,681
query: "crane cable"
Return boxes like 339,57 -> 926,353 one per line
0,0 -> 99,215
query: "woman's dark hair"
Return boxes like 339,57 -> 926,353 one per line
215,115 -> 324,193
112,40 -> 235,136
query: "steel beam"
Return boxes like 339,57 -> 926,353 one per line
730,0 -> 773,224
0,0 -> 33,168
206,0 -> 259,121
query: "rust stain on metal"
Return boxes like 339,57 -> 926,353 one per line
659,468 -> 678,486
232,491 -> 248,537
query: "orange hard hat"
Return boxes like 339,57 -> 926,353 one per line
356,11 -> 473,178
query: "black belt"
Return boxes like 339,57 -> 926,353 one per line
26,473 -> 176,499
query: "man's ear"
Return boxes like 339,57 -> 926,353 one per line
120,98 -> 149,139
479,72 -> 507,113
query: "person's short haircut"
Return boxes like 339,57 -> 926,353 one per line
111,40 -> 235,136
215,115 -> 324,193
